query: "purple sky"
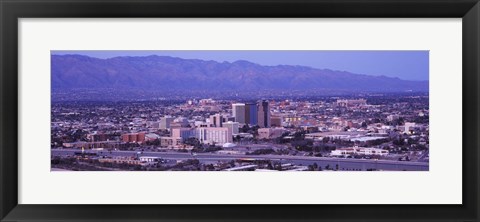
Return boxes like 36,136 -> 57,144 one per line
51,50 -> 429,81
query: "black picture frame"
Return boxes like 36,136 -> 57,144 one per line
1,0 -> 479,221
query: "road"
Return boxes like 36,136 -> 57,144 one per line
52,149 -> 429,171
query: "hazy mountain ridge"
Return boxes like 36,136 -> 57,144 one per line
51,54 -> 429,92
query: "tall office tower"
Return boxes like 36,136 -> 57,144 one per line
232,103 -> 246,124
244,103 -> 258,125
159,116 -> 175,130
257,100 -> 271,128
209,114 -> 224,127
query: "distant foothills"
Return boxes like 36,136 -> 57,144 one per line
51,54 -> 428,93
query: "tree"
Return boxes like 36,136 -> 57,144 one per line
291,139 -> 314,152
146,138 -> 160,146
233,135 -> 241,142
322,137 -> 330,143
393,138 -> 405,146
293,130 -> 306,140
250,125 -> 260,138
184,137 -> 201,148
246,148 -> 275,155
267,163 -> 274,170
240,124 -> 250,133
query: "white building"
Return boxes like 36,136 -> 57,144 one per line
139,156 -> 163,163
171,127 -> 232,145
196,127 -> 232,145
145,133 -> 160,141
330,147 -> 357,156
174,117 -> 190,126
336,99 -> 367,107
404,122 -> 416,134
331,146 -> 389,157
387,114 -> 400,122
356,147 -> 389,156
223,121 -> 239,135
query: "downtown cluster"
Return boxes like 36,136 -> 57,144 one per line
51,93 -> 429,171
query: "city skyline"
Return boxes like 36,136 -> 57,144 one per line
51,50 -> 429,171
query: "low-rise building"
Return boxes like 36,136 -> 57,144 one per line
160,136 -> 183,148
270,116 -> 283,127
196,127 -> 232,145
404,122 -> 416,134
336,99 -> 367,107
122,132 -> 146,143
171,128 -> 196,139
171,127 -> 232,145
138,156 -> 163,163
145,133 -> 160,141
98,157 -> 148,166
258,128 -> 286,139
63,141 -> 121,149
331,146 -> 389,157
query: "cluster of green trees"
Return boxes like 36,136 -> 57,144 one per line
51,156 -> 76,165
391,137 -> 428,152
183,137 -> 202,148
245,148 -> 275,155
145,139 -> 160,146
191,146 -> 222,153
184,138 -> 223,153
239,124 -> 260,137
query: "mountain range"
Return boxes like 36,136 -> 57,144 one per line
51,54 -> 428,92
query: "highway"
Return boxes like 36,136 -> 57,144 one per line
52,149 -> 429,171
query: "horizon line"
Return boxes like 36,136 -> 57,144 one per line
51,52 -> 429,82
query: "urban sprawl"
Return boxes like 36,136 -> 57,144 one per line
51,93 -> 429,171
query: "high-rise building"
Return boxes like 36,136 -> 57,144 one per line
209,114 -> 224,127
257,100 -> 271,128
223,121 -> 240,135
245,103 -> 258,125
159,116 -> 174,130
232,103 -> 246,124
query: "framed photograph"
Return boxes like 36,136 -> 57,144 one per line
1,0 -> 479,221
